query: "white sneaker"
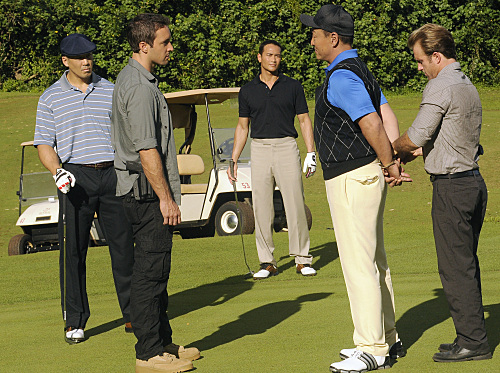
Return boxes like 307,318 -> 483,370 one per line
253,263 -> 278,280
330,351 -> 389,372
296,264 -> 317,276
65,327 -> 85,344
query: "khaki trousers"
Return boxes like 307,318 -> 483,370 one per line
251,137 -> 312,266
325,160 -> 397,357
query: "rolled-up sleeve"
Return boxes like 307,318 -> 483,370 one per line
407,88 -> 449,147
125,84 -> 158,151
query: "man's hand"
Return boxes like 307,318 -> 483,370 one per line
383,159 -> 413,186
227,160 -> 238,183
159,199 -> 181,226
53,168 -> 76,194
303,152 -> 316,178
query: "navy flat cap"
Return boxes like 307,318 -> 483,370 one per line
60,33 -> 96,57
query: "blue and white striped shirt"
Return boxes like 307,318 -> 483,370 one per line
34,71 -> 115,164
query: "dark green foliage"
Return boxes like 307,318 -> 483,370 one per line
1,0 -> 499,94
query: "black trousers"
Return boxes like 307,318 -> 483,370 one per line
431,172 -> 489,351
122,194 -> 173,361
58,164 -> 134,329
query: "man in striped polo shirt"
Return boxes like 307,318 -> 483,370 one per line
34,33 -> 134,344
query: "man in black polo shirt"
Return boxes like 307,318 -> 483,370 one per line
228,40 -> 317,279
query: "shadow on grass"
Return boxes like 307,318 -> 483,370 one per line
397,289 -> 500,354
189,292 -> 332,351
485,303 -> 500,353
277,240 -> 339,273
168,275 -> 255,320
85,275 -> 254,338
396,288 -> 449,351
85,318 -> 125,338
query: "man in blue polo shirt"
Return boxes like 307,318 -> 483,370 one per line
228,40 -> 317,280
301,4 -> 408,372
34,33 -> 134,344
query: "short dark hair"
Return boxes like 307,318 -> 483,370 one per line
258,40 -> 283,55
322,30 -> 353,46
127,13 -> 171,53
408,24 -> 456,60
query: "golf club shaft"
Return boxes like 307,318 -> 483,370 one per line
62,193 -> 67,332
229,160 -> 253,275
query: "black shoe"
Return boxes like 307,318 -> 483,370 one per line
433,344 -> 492,362
438,342 -> 456,352
389,339 -> 406,359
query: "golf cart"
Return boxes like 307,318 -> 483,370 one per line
8,141 -> 106,255
165,88 -> 312,239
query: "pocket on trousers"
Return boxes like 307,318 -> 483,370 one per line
138,248 -> 171,281
352,175 -> 379,185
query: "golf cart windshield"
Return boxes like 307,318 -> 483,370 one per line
212,128 -> 250,165
165,88 -> 250,170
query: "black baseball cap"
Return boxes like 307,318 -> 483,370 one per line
300,4 -> 354,37
60,33 -> 96,57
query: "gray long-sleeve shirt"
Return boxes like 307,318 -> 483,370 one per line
407,62 -> 482,175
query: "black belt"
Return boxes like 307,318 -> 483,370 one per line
79,161 -> 114,169
430,169 -> 480,182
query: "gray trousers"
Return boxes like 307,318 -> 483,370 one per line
432,172 -> 489,351
250,137 -> 312,266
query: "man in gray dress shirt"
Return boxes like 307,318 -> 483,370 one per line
393,23 -> 491,363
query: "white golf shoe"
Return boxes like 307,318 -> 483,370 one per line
330,351 -> 390,372
253,263 -> 278,280
65,327 -> 85,344
296,264 -> 317,276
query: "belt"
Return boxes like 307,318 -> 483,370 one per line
79,161 -> 114,169
430,169 -> 480,182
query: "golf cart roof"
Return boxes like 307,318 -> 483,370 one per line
164,88 -> 240,105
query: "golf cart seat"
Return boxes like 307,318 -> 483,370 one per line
177,154 -> 208,194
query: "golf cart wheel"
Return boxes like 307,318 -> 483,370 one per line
215,201 -> 254,236
8,234 -> 34,256
278,204 -> 313,232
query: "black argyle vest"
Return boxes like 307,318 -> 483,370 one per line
314,57 -> 381,180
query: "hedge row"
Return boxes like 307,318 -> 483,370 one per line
1,0 -> 499,96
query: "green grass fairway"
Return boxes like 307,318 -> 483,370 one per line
0,90 -> 499,372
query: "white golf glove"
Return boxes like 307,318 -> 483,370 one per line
303,152 -> 316,178
53,168 -> 76,194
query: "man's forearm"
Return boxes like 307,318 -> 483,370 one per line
393,132 -> 419,155
231,119 -> 250,162
380,103 -> 400,143
358,112 -> 394,166
37,144 -> 61,175
139,148 -> 173,201
298,113 -> 315,153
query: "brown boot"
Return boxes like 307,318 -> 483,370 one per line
135,354 -> 193,373
164,343 -> 201,361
